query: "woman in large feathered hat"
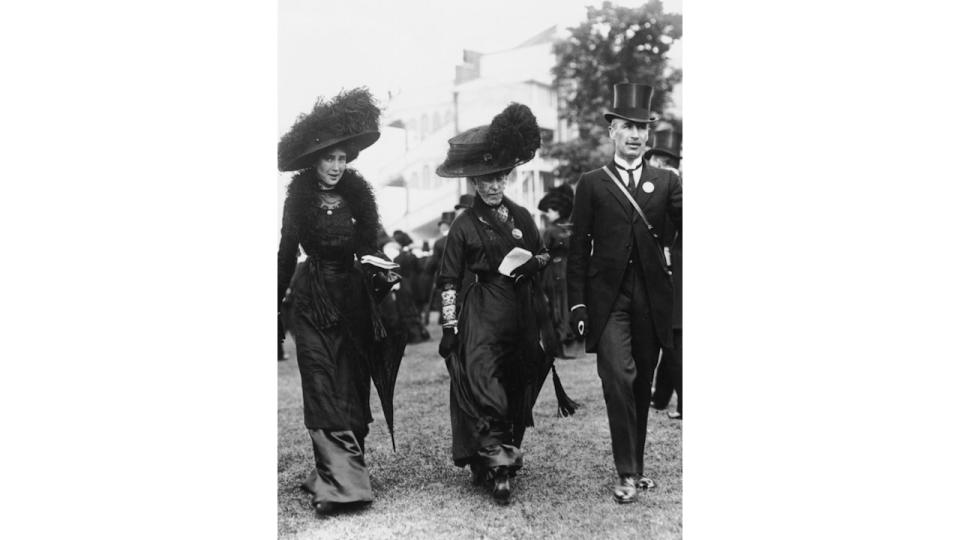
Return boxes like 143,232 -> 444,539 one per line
277,87 -> 406,513
434,103 -> 579,505
537,184 -> 576,353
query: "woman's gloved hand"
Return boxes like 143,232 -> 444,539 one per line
510,258 -> 541,280
438,327 -> 458,358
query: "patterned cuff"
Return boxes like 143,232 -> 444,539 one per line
441,288 -> 458,328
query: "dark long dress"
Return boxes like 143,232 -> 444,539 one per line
278,170 -> 398,505
437,198 -> 554,476
541,220 -> 573,345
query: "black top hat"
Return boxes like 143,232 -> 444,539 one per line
278,88 -> 382,172
537,184 -> 575,221
647,128 -> 682,160
454,194 -> 475,210
436,103 -> 541,178
438,211 -> 455,227
603,83 -> 659,125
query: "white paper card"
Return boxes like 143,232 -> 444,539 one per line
497,247 -> 533,276
360,255 -> 400,270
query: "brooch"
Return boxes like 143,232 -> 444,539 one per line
511,228 -> 523,240
642,181 -> 655,193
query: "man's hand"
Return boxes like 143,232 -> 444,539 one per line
438,327 -> 458,358
570,306 -> 589,337
510,258 -> 541,280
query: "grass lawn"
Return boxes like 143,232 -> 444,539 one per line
278,326 -> 682,539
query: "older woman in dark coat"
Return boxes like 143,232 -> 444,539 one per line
435,103 -> 578,505
277,88 -> 405,512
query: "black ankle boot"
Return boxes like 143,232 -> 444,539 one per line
492,469 -> 510,504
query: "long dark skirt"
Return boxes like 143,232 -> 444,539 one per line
446,276 -> 524,474
300,429 -> 373,504
292,264 -> 374,503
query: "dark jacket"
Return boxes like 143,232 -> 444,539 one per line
567,161 -> 682,352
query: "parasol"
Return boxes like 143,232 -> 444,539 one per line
368,293 -> 406,451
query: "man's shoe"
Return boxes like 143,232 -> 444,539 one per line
492,469 -> 511,505
613,475 -> 639,504
637,476 -> 656,490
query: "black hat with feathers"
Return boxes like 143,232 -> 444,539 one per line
436,103 -> 540,178
278,87 -> 381,172
537,183 -> 574,220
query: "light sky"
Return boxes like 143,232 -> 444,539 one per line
279,0 -> 682,132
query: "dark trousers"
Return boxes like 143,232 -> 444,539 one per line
652,328 -> 682,413
595,264 -> 660,476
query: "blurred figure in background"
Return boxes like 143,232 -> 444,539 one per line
423,212 -> 455,326
538,184 -> 576,356
393,230 -> 431,343
646,127 -> 682,419
454,194 -> 474,218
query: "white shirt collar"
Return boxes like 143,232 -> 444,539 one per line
613,154 -> 644,171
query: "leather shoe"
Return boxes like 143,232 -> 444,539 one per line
492,469 -> 511,505
614,475 -> 656,503
613,475 -> 639,504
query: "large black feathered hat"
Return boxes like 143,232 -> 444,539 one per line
603,83 -> 659,125
278,88 -> 381,172
436,103 -> 541,178
537,184 -> 575,220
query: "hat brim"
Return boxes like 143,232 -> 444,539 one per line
647,148 -> 681,160
281,131 -> 380,172
436,157 -> 529,179
603,111 -> 659,125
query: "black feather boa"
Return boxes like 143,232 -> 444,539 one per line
283,167 -> 382,251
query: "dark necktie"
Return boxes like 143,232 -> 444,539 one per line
616,163 -> 640,195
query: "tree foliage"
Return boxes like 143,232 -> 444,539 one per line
545,0 -> 682,180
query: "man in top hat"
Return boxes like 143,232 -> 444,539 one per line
454,194 -> 474,219
646,127 -> 683,420
567,83 -> 682,504
645,128 -> 682,174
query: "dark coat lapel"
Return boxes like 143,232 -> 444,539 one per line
634,163 -> 661,208
599,162 -> 634,217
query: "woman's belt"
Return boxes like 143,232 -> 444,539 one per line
476,272 -> 514,285
306,256 -> 354,273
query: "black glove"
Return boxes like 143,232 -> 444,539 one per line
510,258 -> 541,280
438,327 -> 458,358
570,306 -> 588,337
368,270 -> 401,302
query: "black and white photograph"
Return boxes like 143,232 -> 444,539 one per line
6,1 -> 960,539
276,0 -> 683,537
